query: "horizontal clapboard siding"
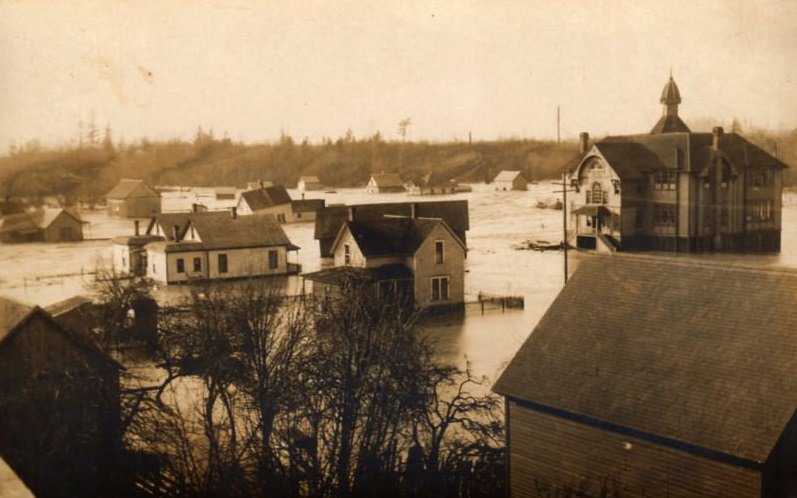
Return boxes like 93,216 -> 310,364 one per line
508,401 -> 761,498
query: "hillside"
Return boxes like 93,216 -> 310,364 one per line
1,127 -> 795,211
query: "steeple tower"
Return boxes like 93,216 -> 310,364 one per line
650,74 -> 690,134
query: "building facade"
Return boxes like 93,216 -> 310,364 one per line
105,179 -> 161,218
237,185 -> 293,223
305,216 -> 466,310
366,173 -> 405,193
0,208 -> 85,243
567,76 -> 787,253
493,170 -> 528,191
494,256 -> 797,497
298,176 -> 323,191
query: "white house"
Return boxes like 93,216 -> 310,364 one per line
493,170 -> 527,191
298,176 -> 323,192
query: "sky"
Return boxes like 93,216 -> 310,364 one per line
1,0 -> 796,150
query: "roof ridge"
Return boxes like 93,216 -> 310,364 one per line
590,252 -> 797,277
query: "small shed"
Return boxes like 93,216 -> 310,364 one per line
366,173 -> 405,193
105,179 -> 161,218
298,176 -> 323,192
493,170 -> 527,191
0,208 -> 86,243
494,255 -> 797,497
237,185 -> 293,222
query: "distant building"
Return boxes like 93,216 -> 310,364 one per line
0,208 -> 85,243
246,180 -> 274,191
214,186 -> 237,201
298,176 -> 323,192
237,185 -> 293,222
566,75 -> 788,253
494,256 -> 797,498
314,200 -> 470,258
0,296 -> 122,498
105,178 -> 161,218
138,210 -> 300,284
304,216 -> 466,310
408,173 -> 459,195
493,170 -> 527,191
291,198 -> 326,223
366,173 -> 405,193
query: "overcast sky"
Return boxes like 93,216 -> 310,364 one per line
1,0 -> 796,149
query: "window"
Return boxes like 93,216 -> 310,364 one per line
746,169 -> 773,188
218,254 -> 228,274
434,240 -> 444,264
344,243 -> 351,265
654,170 -> 677,190
193,257 -> 201,272
747,200 -> 773,222
431,276 -> 449,302
277,213 -> 286,223
268,249 -> 279,269
176,258 -> 185,273
653,205 -> 676,227
590,182 -> 605,204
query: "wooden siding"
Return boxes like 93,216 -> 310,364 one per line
507,400 -> 761,498
43,211 -> 83,242
412,223 -> 465,307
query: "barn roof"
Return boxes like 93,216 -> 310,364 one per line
494,255 -> 797,464
0,208 -> 84,234
493,170 -> 525,183
240,185 -> 292,210
106,179 -> 159,200
0,296 -> 119,369
314,201 -> 470,257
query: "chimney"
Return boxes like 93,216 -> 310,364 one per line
712,127 -> 724,151
192,203 -> 199,213
579,132 -> 590,154
231,206 -> 237,219
172,225 -> 180,242
411,203 -> 417,219
301,192 -> 305,200
259,179 -> 264,189
134,220 -> 140,236
347,206 -> 354,221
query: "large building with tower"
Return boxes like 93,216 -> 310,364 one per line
566,75 -> 787,253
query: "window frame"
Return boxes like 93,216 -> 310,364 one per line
431,276 -> 450,302
218,253 -> 228,274
434,240 -> 445,264
176,258 -> 185,274
268,249 -> 279,270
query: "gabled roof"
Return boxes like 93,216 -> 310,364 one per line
146,212 -> 297,252
106,179 -> 159,200
494,255 -> 797,464
314,201 -> 470,257
335,217 -> 464,258
239,185 -> 292,211
575,132 -> 789,181
650,114 -> 690,134
493,170 -> 525,182
303,263 -> 413,286
0,208 -> 84,234
370,173 -> 403,188
147,211 -> 230,240
0,296 -> 119,370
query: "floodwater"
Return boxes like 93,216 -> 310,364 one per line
1,183 -> 796,383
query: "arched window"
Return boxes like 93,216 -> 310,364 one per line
591,182 -> 603,205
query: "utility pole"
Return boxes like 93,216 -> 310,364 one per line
553,171 -> 576,284
556,106 -> 561,144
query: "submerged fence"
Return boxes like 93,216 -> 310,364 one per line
466,292 -> 524,315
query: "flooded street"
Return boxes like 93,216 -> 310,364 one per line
1,184 -> 796,382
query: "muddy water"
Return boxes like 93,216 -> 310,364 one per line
1,184 -> 796,383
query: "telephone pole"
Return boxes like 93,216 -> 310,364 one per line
553,171 -> 576,284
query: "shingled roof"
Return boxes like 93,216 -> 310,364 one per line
493,170 -> 524,182
314,201 -> 470,257
240,185 -> 292,211
105,179 -> 159,200
337,218 -> 444,257
494,255 -> 797,465
0,208 -> 84,234
146,212 -> 297,252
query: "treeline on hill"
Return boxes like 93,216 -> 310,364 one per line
0,128 -> 578,209
2,125 -> 796,211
